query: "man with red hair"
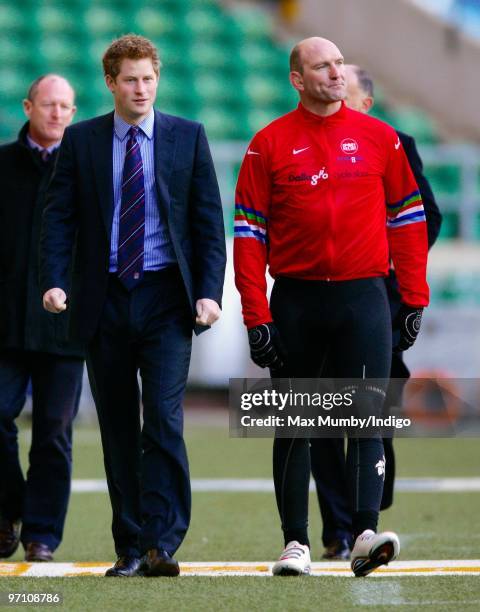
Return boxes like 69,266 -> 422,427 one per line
41,35 -> 226,577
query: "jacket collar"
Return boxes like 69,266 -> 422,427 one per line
297,100 -> 348,124
90,109 -> 177,240
17,122 -> 58,169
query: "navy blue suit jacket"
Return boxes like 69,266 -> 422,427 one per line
397,130 -> 441,248
40,110 -> 226,344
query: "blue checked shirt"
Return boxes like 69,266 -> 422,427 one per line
109,110 -> 176,272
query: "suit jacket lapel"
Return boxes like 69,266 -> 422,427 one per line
89,112 -> 114,240
154,110 -> 176,219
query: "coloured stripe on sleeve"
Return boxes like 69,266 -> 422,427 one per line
387,190 -> 426,228
234,203 -> 267,244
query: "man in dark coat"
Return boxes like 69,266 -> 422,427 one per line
41,35 -> 226,577
310,64 -> 442,560
0,75 -> 84,562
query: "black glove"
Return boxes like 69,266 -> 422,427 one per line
248,323 -> 286,370
393,305 -> 423,352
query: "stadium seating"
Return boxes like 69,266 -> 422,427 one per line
0,0 -> 468,240
0,0 -> 443,141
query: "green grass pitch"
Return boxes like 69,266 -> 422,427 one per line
2,418 -> 479,611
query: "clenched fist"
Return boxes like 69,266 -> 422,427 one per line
195,298 -> 221,326
43,288 -> 68,313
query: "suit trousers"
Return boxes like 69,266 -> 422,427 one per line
86,267 -> 192,558
0,350 -> 83,550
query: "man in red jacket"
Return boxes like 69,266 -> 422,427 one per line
234,37 -> 429,577
309,64 -> 442,562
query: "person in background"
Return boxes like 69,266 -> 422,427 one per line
309,64 -> 442,561
0,75 -> 84,562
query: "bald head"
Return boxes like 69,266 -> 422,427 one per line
345,64 -> 359,85
289,36 -> 346,115
344,64 -> 374,113
23,74 -> 76,148
290,37 -> 342,74
27,74 -> 74,103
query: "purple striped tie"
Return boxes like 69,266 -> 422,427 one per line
118,126 -> 145,290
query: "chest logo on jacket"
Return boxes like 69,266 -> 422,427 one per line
340,138 -> 359,155
339,139 -> 364,165
288,167 -> 329,185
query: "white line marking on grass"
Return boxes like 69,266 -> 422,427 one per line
71,477 -> 480,494
351,579 -> 480,607
72,480 -> 108,492
396,478 -> 480,492
350,581 -> 405,606
361,602 -> 480,607
1,560 -> 479,578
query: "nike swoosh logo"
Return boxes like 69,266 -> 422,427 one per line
293,147 -> 310,155
394,139 -> 401,150
247,149 -> 260,155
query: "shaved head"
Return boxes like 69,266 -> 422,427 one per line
290,37 -> 342,74
289,36 -> 346,116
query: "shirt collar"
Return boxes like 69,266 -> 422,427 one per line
26,133 -> 60,154
114,109 -> 155,141
297,100 -> 348,124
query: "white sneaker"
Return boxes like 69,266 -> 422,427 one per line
272,541 -> 311,576
350,530 -> 400,577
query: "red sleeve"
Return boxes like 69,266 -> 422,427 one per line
233,133 -> 272,328
383,128 -> 429,307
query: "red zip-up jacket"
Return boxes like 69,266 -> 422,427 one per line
234,102 -> 429,328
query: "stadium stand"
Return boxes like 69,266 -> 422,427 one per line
0,0 -> 477,241
0,0 -> 477,396
0,0 -> 442,141
412,0 -> 480,39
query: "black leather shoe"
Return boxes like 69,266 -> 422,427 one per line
138,549 -> 180,577
105,556 -> 141,577
24,542 -> 54,562
321,538 -> 351,560
0,517 -> 21,558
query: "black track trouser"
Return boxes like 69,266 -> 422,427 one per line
309,283 -> 411,547
270,277 -> 391,547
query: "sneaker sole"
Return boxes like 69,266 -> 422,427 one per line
273,565 -> 311,577
352,541 -> 395,578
